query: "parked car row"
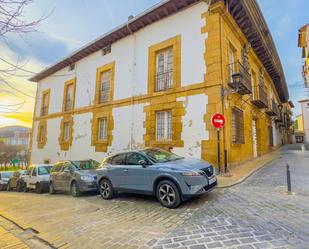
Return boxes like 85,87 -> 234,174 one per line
0,148 -> 217,208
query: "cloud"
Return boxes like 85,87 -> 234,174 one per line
1,32 -> 70,64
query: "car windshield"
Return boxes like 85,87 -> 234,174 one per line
20,170 -> 25,176
1,172 -> 13,178
38,166 -> 52,175
142,148 -> 183,163
71,160 -> 99,170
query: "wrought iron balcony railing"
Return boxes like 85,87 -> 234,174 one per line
265,100 -> 279,116
228,61 -> 252,95
155,70 -> 173,92
251,85 -> 268,108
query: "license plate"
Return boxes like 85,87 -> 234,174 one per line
209,177 -> 216,185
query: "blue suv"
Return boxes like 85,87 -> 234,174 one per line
97,148 -> 217,208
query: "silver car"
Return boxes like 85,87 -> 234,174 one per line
49,160 -> 100,197
97,148 -> 217,208
0,171 -> 13,190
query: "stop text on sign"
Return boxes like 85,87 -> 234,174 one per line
211,113 -> 225,129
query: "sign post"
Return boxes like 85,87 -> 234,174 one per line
211,113 -> 225,174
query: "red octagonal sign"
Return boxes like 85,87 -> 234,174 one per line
211,113 -> 225,129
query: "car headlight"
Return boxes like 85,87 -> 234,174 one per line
81,175 -> 95,182
181,171 -> 201,176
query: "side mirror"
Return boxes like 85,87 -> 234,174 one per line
138,160 -> 147,168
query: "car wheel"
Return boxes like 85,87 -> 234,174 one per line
16,182 -> 22,192
49,182 -> 56,194
71,181 -> 81,197
35,182 -> 42,194
6,181 -> 11,191
99,179 -> 114,200
156,180 -> 181,209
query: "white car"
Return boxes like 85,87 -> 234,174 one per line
23,164 -> 53,193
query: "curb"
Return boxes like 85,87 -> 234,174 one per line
217,155 -> 279,189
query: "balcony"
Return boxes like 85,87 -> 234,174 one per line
265,100 -> 279,116
228,61 -> 252,95
251,85 -> 268,108
155,70 -> 173,92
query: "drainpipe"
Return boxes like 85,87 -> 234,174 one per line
127,16 -> 136,150
219,1 -> 229,172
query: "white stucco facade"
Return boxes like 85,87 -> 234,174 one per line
31,2 -> 211,164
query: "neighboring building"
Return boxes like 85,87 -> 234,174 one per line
298,24 -> 309,88
29,0 -> 292,168
294,114 -> 304,143
0,126 -> 30,146
299,99 -> 309,143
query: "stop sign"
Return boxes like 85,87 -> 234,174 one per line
211,113 -> 225,129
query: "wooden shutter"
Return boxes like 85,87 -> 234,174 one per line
232,108 -> 245,144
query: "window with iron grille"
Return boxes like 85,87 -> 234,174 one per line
63,122 -> 70,142
156,110 -> 172,140
98,117 -> 107,141
155,47 -> 173,91
231,108 -> 244,144
65,84 -> 74,111
38,125 -> 45,143
99,70 -> 111,103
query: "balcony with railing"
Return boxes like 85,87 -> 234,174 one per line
251,85 -> 268,108
265,100 -> 279,116
155,70 -> 173,92
228,61 -> 252,95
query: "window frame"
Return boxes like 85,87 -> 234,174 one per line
40,89 -> 50,116
62,79 -> 76,113
97,117 -> 108,141
148,35 -> 181,94
231,107 -> 245,144
155,47 -> 174,92
156,110 -> 172,141
95,62 -> 115,105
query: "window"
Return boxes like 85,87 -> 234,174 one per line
98,117 -> 107,140
229,45 -> 236,82
31,168 -> 37,176
63,79 -> 75,112
41,90 -> 50,116
63,122 -> 70,142
102,45 -> 111,56
38,125 -> 45,143
110,154 -> 126,165
99,70 -> 111,103
155,47 -> 173,91
156,110 -> 172,140
38,166 -> 52,175
126,153 -> 148,165
231,108 -> 245,144
51,163 -> 63,173
68,64 -> 75,71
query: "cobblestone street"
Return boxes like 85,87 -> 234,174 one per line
0,145 -> 308,249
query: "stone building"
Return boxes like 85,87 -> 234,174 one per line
29,0 -> 292,168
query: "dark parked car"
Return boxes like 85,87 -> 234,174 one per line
7,170 -> 26,191
49,159 -> 100,197
97,148 -> 217,208
0,171 -> 13,190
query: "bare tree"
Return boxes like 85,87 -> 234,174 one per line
0,0 -> 46,38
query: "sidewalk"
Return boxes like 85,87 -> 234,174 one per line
217,149 -> 280,188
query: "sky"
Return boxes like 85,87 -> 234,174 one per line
0,0 -> 308,128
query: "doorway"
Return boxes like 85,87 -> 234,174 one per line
252,120 -> 258,158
